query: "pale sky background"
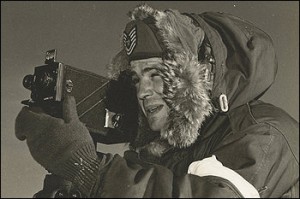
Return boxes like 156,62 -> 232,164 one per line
1,1 -> 299,198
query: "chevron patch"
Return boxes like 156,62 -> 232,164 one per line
123,26 -> 137,55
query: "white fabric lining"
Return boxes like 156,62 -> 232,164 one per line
188,155 -> 260,198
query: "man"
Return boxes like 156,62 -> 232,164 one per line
15,4 -> 298,198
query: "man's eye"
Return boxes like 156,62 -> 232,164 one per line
150,73 -> 160,78
150,71 -> 161,79
150,73 -> 162,82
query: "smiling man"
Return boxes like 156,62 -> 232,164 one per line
131,58 -> 168,132
15,4 -> 298,198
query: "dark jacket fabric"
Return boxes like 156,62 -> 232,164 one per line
91,102 -> 298,198
36,11 -> 299,198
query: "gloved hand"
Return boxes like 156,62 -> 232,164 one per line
15,95 -> 99,180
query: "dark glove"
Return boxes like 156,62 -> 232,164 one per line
15,95 -> 100,194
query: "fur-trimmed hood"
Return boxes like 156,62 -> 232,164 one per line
107,4 -> 277,157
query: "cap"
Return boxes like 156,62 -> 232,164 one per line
123,19 -> 165,61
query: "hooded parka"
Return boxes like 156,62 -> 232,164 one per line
35,5 -> 299,198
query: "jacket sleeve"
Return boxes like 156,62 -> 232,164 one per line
34,151 -> 246,198
90,152 -> 245,198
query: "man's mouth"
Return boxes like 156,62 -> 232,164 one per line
145,104 -> 163,116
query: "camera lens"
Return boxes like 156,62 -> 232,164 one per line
39,72 -> 54,88
23,74 -> 34,90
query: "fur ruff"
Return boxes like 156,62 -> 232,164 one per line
107,4 -> 213,156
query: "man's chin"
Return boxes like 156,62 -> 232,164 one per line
147,118 -> 164,132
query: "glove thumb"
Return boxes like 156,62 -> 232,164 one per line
15,107 -> 29,141
63,95 -> 79,123
15,106 -> 46,141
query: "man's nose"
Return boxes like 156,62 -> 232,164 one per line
137,79 -> 154,100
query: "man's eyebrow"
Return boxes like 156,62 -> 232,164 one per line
141,67 -> 158,75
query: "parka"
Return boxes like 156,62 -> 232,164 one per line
34,5 -> 299,198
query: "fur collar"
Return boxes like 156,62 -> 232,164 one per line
108,4 -> 213,157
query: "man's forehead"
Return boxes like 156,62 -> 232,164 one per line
130,57 -> 163,72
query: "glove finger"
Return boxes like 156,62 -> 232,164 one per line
15,106 -> 62,140
63,95 -> 79,123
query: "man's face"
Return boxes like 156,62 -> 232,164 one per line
130,58 -> 169,132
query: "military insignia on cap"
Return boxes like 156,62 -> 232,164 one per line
123,26 -> 137,55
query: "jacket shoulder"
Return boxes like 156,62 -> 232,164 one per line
229,101 -> 299,162
251,100 -> 298,158
250,100 -> 298,126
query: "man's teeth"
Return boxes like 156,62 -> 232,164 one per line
148,106 -> 160,113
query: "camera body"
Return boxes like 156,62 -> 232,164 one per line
22,49 -> 138,144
